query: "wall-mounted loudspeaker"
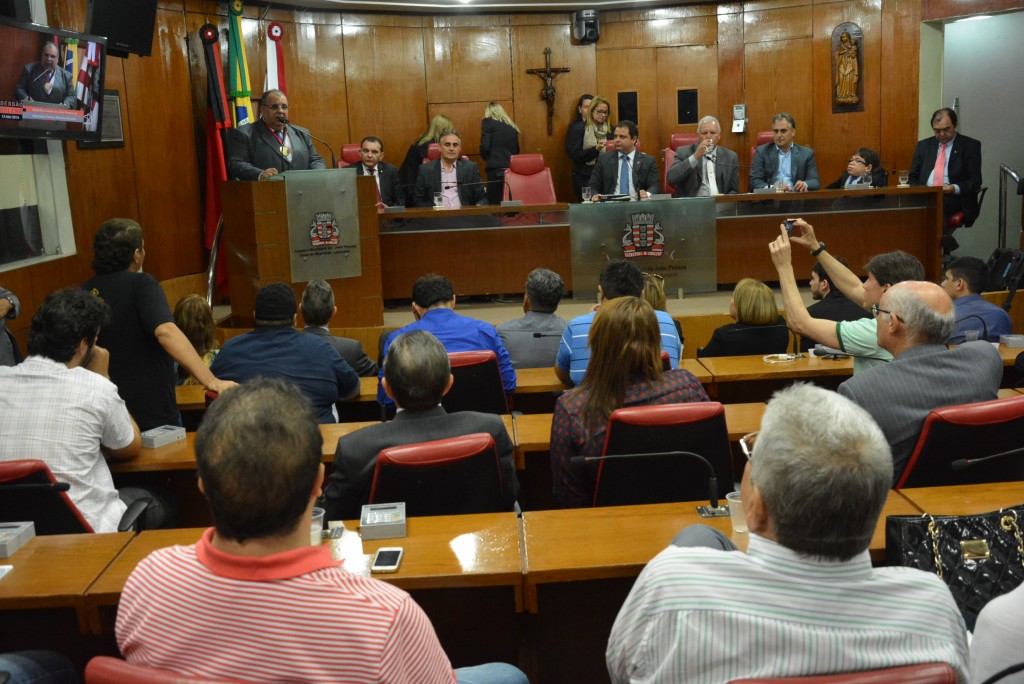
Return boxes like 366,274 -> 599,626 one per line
86,0 -> 158,58
572,10 -> 599,45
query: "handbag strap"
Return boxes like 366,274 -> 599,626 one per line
927,516 -> 944,579
927,510 -> 1024,581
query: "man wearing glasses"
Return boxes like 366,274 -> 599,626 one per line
826,147 -> 887,188
227,89 -> 326,181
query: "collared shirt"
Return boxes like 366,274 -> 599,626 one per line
926,134 -> 956,190
950,294 -> 1012,343
775,145 -> 793,187
556,309 -> 681,386
606,534 -> 969,684
363,164 -> 381,191
835,317 -> 893,373
0,356 -> 135,532
116,528 -> 456,683
440,162 -> 460,208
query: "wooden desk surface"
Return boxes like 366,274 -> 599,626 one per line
997,388 -> 1022,398
898,481 -> 1024,516
697,354 -> 854,382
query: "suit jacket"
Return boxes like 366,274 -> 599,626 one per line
480,118 -> 520,172
907,134 -> 983,223
226,120 -> 326,181
826,168 -> 889,189
696,319 -> 790,358
667,144 -> 740,197
353,161 -> 404,207
413,159 -> 487,207
14,63 -> 76,107
321,406 -> 519,520
0,286 -> 21,367
588,150 -> 661,196
302,326 -> 378,377
749,143 -> 821,191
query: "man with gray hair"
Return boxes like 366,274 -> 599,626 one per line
300,279 -> 378,376
324,330 -> 518,520
496,268 -> 567,369
666,115 -> 740,197
838,280 -> 1001,482
749,112 -> 820,192
606,384 -> 969,682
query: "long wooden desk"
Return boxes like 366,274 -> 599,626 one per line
697,353 -> 854,382
898,481 -> 1024,515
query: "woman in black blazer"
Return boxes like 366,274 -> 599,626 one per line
480,103 -> 521,205
398,114 -> 453,205
698,278 -> 791,358
563,93 -> 594,202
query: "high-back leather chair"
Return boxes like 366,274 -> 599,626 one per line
748,130 -> 774,191
368,433 -> 509,516
662,132 -> 699,196
424,142 -> 440,162
85,656 -> 251,683
503,154 -> 556,204
895,394 -> 1024,489
443,350 -> 510,415
591,402 -> 733,507
727,662 -> 958,684
336,143 -> 361,168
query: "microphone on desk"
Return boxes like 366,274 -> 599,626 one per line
570,450 -> 721,508
950,445 -> 1024,472
283,119 -> 336,169
532,332 -> 563,338
948,314 -> 989,345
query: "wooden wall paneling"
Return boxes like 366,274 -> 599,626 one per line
342,25 -> 427,154
742,3 -> 813,43
742,0 -> 812,14
285,22 -> 349,155
742,37 -> 814,164
716,5 -> 746,157
922,0 -> 1024,21
121,8 -> 204,282
1,25 -> 43,89
424,25 -> 513,105
810,1 -> 881,186
510,19 -> 596,203
595,48 -> 659,173
597,13 -> 718,50
654,45 -> 719,154
341,13 -> 423,28
880,0 -> 922,173
425,101 -> 511,158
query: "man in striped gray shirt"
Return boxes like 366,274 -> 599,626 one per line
606,384 -> 969,683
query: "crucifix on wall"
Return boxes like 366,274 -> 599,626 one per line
527,47 -> 570,135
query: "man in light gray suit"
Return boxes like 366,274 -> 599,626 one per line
497,268 -> 567,369
838,280 -> 1002,483
749,113 -> 820,192
322,330 -> 518,520
300,279 -> 377,377
667,115 -> 740,197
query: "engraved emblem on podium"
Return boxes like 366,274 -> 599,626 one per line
309,211 -> 341,247
622,212 -> 665,258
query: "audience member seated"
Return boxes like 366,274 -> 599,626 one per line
697,278 -> 789,357
826,147 -> 888,188
605,384 -> 969,682
941,256 -> 1012,343
300,278 -> 378,377
211,283 -> 359,423
325,330 -> 518,520
378,274 -> 515,406
115,377 -> 527,684
173,294 -> 219,386
971,582 -> 1024,684
770,218 -> 924,373
799,257 -> 870,351
83,219 -> 234,430
0,284 -> 20,366
497,268 -> 568,369
549,297 -> 708,508
0,288 -> 172,532
556,261 -> 681,387
641,272 -> 684,343
838,281 -> 1001,482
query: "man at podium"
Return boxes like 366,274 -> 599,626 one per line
14,42 -> 77,108
227,89 -> 326,181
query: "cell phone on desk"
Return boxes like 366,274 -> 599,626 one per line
371,547 -> 403,573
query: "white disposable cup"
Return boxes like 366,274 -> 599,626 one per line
433,192 -> 444,209
726,491 -> 747,533
964,330 -> 981,342
311,507 -> 325,545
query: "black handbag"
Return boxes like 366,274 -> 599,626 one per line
885,505 -> 1024,630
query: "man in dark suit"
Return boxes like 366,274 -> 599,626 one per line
351,136 -> 403,207
826,148 -> 888,189
749,113 -> 820,192
14,43 -> 77,108
299,279 -> 378,377
589,120 -> 660,200
667,115 -> 740,197
322,329 -> 518,520
412,131 -> 486,207
226,89 -> 326,181
907,107 -> 982,249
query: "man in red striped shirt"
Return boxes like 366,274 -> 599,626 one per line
115,378 -> 526,684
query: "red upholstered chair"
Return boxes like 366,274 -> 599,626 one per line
423,142 -> 440,162
0,459 -> 148,534
368,433 -> 509,516
443,350 -> 510,415
85,656 -> 251,683
591,402 -> 733,507
748,130 -> 775,191
727,662 -> 957,684
336,143 -> 361,168
895,394 -> 1024,489
946,186 -> 988,231
662,132 -> 699,196
502,154 -> 556,204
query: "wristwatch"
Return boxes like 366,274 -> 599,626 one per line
3,296 -> 15,318
810,242 -> 827,257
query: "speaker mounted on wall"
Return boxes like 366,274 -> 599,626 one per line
86,0 -> 158,58
572,10 -> 599,45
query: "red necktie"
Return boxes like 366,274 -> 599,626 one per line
368,167 -> 382,203
931,142 -> 946,187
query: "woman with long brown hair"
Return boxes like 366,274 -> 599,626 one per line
549,296 -> 708,508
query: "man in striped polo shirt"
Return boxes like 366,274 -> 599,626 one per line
606,384 -> 969,683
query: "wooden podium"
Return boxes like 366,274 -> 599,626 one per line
221,171 -> 383,327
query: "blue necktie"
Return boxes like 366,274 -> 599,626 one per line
619,154 -> 630,195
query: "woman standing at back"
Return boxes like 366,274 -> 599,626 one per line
564,93 -> 593,201
398,114 -> 453,203
480,103 -> 520,205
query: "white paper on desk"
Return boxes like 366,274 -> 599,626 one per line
0,565 -> 12,581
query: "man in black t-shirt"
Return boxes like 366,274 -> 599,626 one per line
799,257 -> 870,352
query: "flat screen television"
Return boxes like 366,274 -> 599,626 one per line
0,15 -> 107,142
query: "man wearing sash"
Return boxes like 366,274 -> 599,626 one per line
227,89 -> 326,181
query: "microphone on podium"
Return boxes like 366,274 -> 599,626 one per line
282,118 -> 336,169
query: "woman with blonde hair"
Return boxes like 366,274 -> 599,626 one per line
173,294 -> 219,385
697,278 -> 790,357
549,296 -> 708,507
641,272 -> 684,342
480,102 -> 520,205
398,114 -> 454,201
582,95 -> 612,165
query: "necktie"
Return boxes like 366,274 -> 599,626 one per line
931,142 -> 946,187
619,155 -> 630,195
706,157 -> 719,196
368,167 -> 381,203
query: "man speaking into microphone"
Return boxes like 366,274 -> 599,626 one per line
588,120 -> 660,201
227,89 -> 326,181
14,42 -> 77,108
412,131 -> 487,208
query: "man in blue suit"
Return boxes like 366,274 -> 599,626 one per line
749,113 -> 820,192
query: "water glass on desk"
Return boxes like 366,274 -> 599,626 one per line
726,491 -> 747,533
964,330 -> 981,343
433,192 -> 444,210
311,507 -> 325,545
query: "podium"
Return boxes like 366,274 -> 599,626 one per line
221,170 -> 383,327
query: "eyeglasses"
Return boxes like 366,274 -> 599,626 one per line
870,304 -> 897,320
740,432 -> 758,461
592,108 -> 609,116
263,103 -> 289,111
848,157 -> 867,165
